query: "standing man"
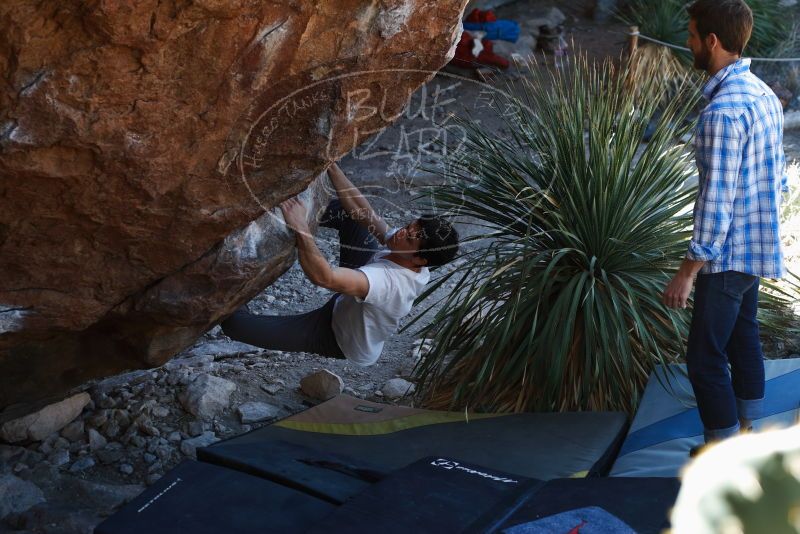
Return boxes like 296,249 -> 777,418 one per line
663,0 -> 787,449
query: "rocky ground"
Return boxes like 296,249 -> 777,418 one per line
2,1 -> 800,532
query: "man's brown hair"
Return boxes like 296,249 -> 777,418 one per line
687,0 -> 754,56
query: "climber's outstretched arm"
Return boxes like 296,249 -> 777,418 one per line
327,162 -> 393,245
280,197 -> 369,299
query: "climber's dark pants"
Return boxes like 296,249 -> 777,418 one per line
220,199 -> 378,358
320,198 -> 381,270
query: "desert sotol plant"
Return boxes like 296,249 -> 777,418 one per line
411,52 -> 800,414
408,55 -> 701,414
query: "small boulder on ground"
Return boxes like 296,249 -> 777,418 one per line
180,431 -> 219,458
60,420 -> 85,443
47,449 -> 70,468
69,456 -> 95,473
87,428 -> 107,451
96,444 -> 125,465
300,370 -> 344,401
187,421 -> 206,437
380,378 -> 416,399
178,374 -> 236,420
0,393 -> 91,443
39,434 -> 69,455
237,402 -> 280,424
261,382 -> 283,395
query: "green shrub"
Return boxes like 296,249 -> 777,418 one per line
412,51 -> 800,414
622,0 -> 692,64
410,56 -> 700,414
759,270 -> 800,353
620,0 -> 798,60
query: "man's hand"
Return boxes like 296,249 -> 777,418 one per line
663,273 -> 694,309
280,197 -> 310,234
662,258 -> 705,309
280,194 -> 370,299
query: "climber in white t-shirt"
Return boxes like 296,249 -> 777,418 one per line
221,162 -> 459,366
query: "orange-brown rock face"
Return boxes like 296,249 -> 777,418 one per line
0,0 -> 466,412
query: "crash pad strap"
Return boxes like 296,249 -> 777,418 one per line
274,411 -> 504,436
619,369 -> 800,456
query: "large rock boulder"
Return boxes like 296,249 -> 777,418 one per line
0,0 -> 467,414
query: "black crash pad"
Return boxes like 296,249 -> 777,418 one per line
306,456 -> 539,534
197,439 -> 385,504
206,396 -> 628,481
93,460 -> 335,534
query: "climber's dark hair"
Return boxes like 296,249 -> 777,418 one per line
414,215 -> 459,268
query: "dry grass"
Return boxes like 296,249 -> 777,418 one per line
624,44 -> 700,108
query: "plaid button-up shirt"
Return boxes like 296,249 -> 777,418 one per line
687,58 -> 787,279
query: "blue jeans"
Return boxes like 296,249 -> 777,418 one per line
687,271 -> 765,442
